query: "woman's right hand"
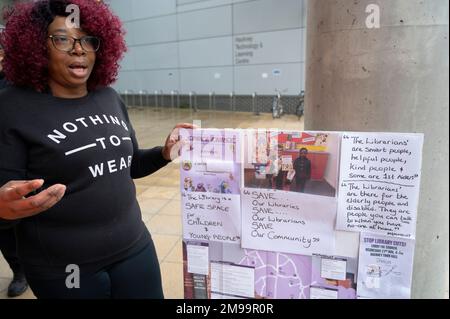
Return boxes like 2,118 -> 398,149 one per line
0,180 -> 66,220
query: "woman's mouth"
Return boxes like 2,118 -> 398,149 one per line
68,63 -> 88,78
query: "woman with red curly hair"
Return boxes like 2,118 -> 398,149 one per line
0,0 -> 191,299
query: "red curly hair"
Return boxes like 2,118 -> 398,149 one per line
0,0 -> 126,91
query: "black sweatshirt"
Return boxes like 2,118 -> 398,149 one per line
0,72 -> 8,90
0,86 -> 170,277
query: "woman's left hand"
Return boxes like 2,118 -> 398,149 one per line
162,123 -> 197,161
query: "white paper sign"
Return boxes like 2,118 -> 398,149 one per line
241,188 -> 336,255
180,128 -> 242,164
310,286 -> 339,299
187,245 -> 209,275
357,232 -> 415,299
182,192 -> 241,244
337,133 -> 423,238
211,262 -> 255,298
321,258 -> 347,281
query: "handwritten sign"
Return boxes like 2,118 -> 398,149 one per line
182,191 -> 241,244
337,133 -> 424,238
357,232 -> 415,299
241,188 -> 336,255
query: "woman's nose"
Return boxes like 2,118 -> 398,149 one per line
71,41 -> 85,55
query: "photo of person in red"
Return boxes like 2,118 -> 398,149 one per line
244,131 -> 338,197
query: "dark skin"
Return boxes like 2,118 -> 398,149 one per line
0,180 -> 66,220
47,16 -> 95,99
0,16 -> 195,220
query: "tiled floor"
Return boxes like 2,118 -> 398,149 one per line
0,108 -> 304,299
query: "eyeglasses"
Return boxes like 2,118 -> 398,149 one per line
48,35 -> 100,53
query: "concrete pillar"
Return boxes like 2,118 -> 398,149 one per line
305,0 -> 449,298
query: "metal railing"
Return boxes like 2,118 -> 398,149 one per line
229,91 -> 235,112
159,90 -> 164,108
189,91 -> 198,112
209,91 -> 216,111
171,90 -> 180,109
154,90 -> 159,108
124,89 -> 135,107
117,89 -> 304,118
138,90 -> 148,107
252,92 -> 259,115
